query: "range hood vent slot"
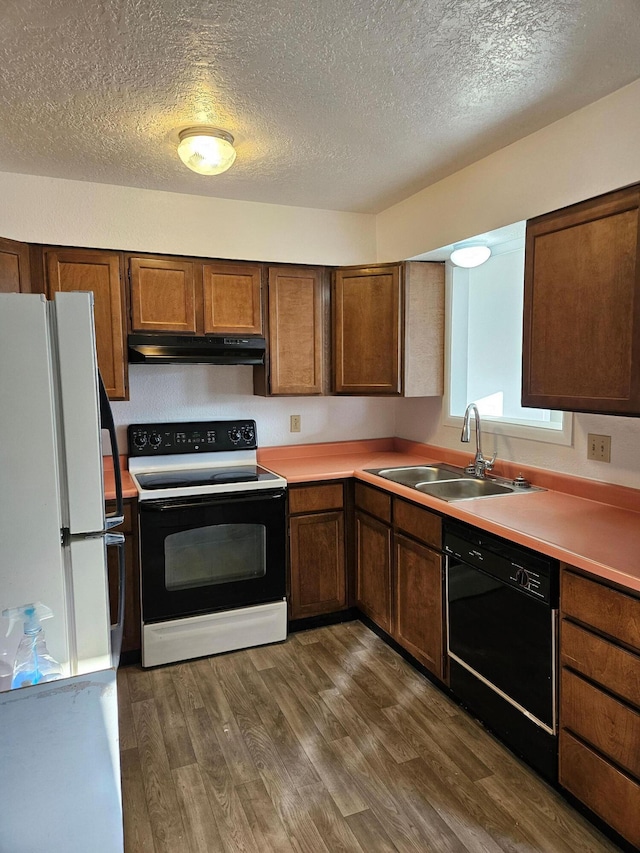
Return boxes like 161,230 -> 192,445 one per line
128,334 -> 266,365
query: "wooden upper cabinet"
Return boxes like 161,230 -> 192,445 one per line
522,183 -> 640,415
129,256 -> 197,334
46,249 -> 127,400
334,264 -> 402,394
0,237 -> 31,293
333,261 -> 444,396
202,261 -> 263,335
257,265 -> 325,396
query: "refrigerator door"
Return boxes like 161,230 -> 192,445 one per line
67,534 -> 112,675
0,669 -> 123,853
0,294 -> 70,678
53,291 -> 107,536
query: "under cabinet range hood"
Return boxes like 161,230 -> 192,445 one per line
128,334 -> 266,365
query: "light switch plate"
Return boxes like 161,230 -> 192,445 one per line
290,414 -> 301,433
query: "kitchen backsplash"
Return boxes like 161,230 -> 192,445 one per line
108,364 -> 398,452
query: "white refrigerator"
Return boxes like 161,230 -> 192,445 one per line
0,292 -> 125,853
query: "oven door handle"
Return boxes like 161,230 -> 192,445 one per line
143,490 -> 286,512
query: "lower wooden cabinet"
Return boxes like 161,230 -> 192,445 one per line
107,499 -> 141,657
354,482 -> 444,679
355,510 -> 392,633
394,533 -> 443,678
288,483 -> 347,620
560,566 -> 640,849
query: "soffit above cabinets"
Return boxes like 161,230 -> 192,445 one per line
1,0 -> 639,213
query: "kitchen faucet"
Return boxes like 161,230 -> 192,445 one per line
461,403 -> 496,479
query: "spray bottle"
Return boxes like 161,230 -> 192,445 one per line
2,602 -> 62,688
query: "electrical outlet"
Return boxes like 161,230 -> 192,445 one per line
290,414 -> 301,433
587,433 -> 611,462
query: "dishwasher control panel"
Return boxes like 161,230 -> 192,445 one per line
444,522 -> 558,604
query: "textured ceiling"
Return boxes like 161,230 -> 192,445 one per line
1,0 -> 639,213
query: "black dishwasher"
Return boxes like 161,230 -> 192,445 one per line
445,521 -> 559,782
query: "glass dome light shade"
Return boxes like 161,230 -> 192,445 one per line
450,244 -> 492,268
177,127 -> 236,175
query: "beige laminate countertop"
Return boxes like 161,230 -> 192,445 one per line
260,441 -> 640,595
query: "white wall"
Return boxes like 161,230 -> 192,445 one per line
0,171 -> 376,267
110,365 -> 398,452
377,78 -> 640,263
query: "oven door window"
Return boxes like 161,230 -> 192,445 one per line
165,523 -> 266,590
139,489 -> 286,622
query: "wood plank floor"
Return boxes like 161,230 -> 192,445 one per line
118,621 -> 621,852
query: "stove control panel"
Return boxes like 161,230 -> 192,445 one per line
128,420 -> 258,456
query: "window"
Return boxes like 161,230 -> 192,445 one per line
445,227 -> 572,445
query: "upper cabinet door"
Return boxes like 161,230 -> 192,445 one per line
266,266 -> 325,395
202,261 -> 263,335
334,264 -> 402,394
0,237 -> 31,293
129,256 -> 197,334
46,249 -> 127,400
522,184 -> 640,415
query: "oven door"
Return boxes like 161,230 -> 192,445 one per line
139,489 -> 286,623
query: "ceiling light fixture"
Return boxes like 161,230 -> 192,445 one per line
177,127 -> 236,176
450,243 -> 492,268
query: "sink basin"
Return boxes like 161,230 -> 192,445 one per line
415,479 -> 517,501
366,463 -> 544,502
372,465 -> 463,487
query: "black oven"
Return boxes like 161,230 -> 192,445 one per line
445,520 -> 559,782
139,489 -> 286,624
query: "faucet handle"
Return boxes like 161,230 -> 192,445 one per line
484,452 -> 497,472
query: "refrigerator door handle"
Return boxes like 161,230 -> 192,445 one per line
99,372 -> 125,530
106,532 -> 125,668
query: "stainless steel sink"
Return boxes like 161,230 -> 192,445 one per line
415,479 -> 517,501
372,465 -> 464,487
365,463 -> 544,502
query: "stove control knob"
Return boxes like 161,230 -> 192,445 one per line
149,432 -> 162,450
241,425 -> 255,443
228,427 -> 241,444
516,568 -> 530,589
133,432 -> 147,450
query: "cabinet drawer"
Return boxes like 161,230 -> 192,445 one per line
289,483 -> 343,514
560,729 -> 640,849
393,497 -> 441,550
561,619 -> 640,707
562,569 -> 640,650
354,482 -> 391,523
561,668 -> 640,779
